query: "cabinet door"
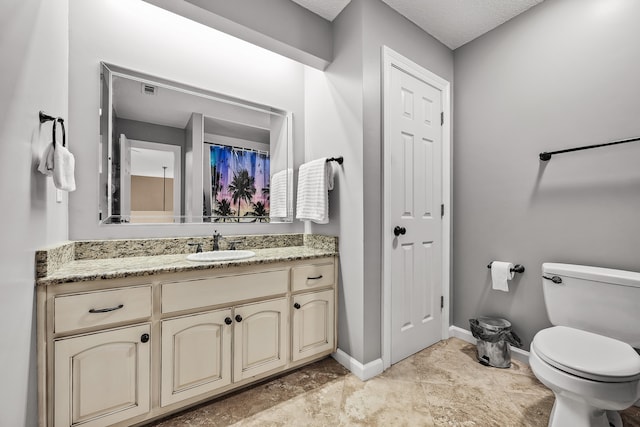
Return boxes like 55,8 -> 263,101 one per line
161,309 -> 232,407
292,290 -> 335,362
54,324 -> 151,427
233,298 -> 288,381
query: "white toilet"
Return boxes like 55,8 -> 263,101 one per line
530,263 -> 640,427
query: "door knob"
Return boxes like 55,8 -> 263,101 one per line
140,333 -> 150,343
224,317 -> 232,325
235,315 -> 243,322
393,226 -> 406,236
293,303 -> 301,309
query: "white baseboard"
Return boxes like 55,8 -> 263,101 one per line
332,349 -> 384,381
449,325 -> 530,366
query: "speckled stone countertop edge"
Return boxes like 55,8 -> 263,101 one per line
36,236 -> 338,287
36,233 -> 320,278
35,241 -> 75,279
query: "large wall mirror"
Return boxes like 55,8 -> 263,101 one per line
99,63 -> 293,225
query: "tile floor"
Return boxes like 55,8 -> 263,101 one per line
149,338 -> 640,426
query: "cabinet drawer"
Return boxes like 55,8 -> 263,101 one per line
291,260 -> 335,292
54,286 -> 152,334
162,269 -> 288,314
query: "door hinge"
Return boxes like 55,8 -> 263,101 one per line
441,112 -> 444,126
440,204 -> 444,218
440,296 -> 444,309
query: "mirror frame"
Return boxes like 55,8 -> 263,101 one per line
99,62 -> 294,225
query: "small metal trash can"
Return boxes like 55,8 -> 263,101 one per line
469,317 -> 522,368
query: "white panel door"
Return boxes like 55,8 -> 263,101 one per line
389,65 -> 443,364
233,298 -> 288,381
291,289 -> 335,361
54,324 -> 151,427
161,309 -> 232,407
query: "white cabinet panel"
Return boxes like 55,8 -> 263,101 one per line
162,270 -> 288,313
233,298 -> 288,381
292,290 -> 335,361
161,310 -> 232,407
54,324 -> 150,427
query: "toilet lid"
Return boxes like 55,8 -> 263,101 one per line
533,326 -> 640,382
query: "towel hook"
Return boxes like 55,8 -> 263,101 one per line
39,111 -> 66,147
39,111 -> 56,123
51,118 -> 57,147
57,117 -> 66,147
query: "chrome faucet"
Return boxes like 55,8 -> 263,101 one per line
212,230 -> 222,251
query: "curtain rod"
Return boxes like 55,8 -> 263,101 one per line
539,136 -> 640,161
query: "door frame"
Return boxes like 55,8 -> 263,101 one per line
128,138 -> 182,219
381,46 -> 451,370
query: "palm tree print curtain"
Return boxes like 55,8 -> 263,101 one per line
209,145 -> 270,222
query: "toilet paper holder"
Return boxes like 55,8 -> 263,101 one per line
487,262 -> 525,274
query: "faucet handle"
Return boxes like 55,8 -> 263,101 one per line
228,240 -> 241,250
188,242 -> 203,253
212,230 -> 222,251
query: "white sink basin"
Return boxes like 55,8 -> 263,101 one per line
186,250 -> 256,262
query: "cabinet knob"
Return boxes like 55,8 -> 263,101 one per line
140,333 -> 150,343
224,317 -> 232,325
235,314 -> 243,323
293,303 -> 301,309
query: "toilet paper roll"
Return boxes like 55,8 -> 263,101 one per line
491,262 -> 514,292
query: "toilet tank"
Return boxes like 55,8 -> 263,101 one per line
542,263 -> 640,348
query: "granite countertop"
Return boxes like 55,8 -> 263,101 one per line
36,234 -> 338,286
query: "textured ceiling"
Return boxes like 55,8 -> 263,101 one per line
290,0 -> 545,50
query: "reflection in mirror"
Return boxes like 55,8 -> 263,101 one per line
126,140 -> 180,223
99,63 -> 293,225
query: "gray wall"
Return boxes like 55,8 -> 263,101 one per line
145,0 -> 332,70
306,0 -> 366,362
0,1 -> 69,425
116,118 -> 185,148
453,0 -> 640,348
306,0 -> 453,365
68,0 -> 305,239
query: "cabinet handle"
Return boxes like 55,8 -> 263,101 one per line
235,315 -> 243,322
140,333 -> 150,343
307,275 -> 323,280
293,303 -> 301,309
224,317 -> 232,325
88,304 -> 124,314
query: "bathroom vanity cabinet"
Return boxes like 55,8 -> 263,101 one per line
38,256 -> 337,427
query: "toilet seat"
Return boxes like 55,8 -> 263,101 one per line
533,326 -> 640,383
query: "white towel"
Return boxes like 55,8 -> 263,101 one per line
296,158 -> 334,224
52,144 -> 76,192
38,143 -> 55,176
269,169 -> 291,219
